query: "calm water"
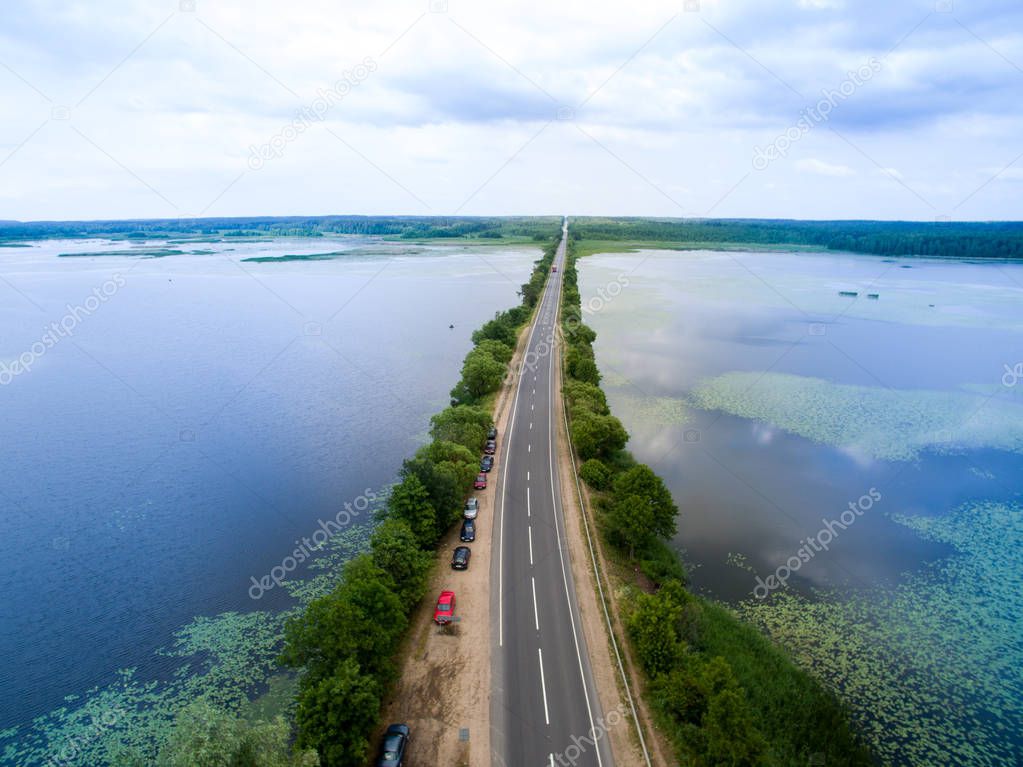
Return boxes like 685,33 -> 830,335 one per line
580,249 -> 1023,766
0,237 -> 537,760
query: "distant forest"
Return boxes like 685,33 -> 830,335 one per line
2,215 -> 1022,259
569,217 -> 1023,259
0,215 -> 561,242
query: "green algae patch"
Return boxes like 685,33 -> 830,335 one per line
690,371 -> 1023,461
0,525 -> 374,765
739,500 -> 1023,766
611,391 -> 690,429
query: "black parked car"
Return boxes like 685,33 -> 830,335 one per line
488,426 -> 498,440
452,546 -> 472,570
480,455 -> 494,472
375,723 -> 410,767
460,518 -> 476,542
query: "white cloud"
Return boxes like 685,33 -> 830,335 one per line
796,158 -> 856,177
0,0 -> 1021,219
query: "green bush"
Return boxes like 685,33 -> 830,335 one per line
475,338 -> 513,365
565,344 -> 601,385
613,464 -> 678,540
386,474 -> 437,548
605,493 -> 655,558
293,659 -> 381,767
638,541 -> 687,586
578,458 -> 612,489
471,313 -> 518,347
429,405 -> 491,452
458,345 -> 507,399
564,380 -> 609,415
370,518 -> 432,603
154,701 -> 318,767
569,410 -> 628,460
626,588 -> 685,676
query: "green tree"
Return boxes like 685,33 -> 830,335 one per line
370,518 -> 432,603
702,688 -> 766,766
294,659 -> 380,767
471,313 -> 517,346
579,458 -> 613,490
564,380 -> 608,415
280,555 -> 406,679
417,440 -> 478,502
155,701 -> 318,767
400,457 -> 462,535
606,493 -> 655,557
475,338 -> 513,365
460,346 -> 507,398
429,405 -> 491,452
627,588 -> 684,676
387,474 -> 437,547
570,411 -> 628,460
565,345 -> 601,385
614,464 -> 678,539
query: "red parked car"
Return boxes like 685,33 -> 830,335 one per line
474,473 -> 487,489
433,590 -> 456,624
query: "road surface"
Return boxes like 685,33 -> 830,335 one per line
491,219 -> 614,767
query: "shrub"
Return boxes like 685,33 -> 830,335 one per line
429,405 -> 491,452
605,493 -> 655,558
626,588 -> 684,676
564,380 -> 609,415
155,701 -> 318,767
459,346 -> 507,398
565,344 -> 601,385
387,474 -> 439,547
638,542 -> 687,586
293,659 -> 381,767
613,464 -> 679,540
579,458 -> 613,490
570,411 -> 628,460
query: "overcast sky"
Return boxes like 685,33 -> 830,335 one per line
1,0 -> 1021,221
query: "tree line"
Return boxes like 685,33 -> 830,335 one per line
569,216 -> 1023,259
560,241 -> 873,766
0,215 -> 562,243
274,231 -> 561,765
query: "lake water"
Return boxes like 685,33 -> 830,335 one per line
0,236 -> 538,764
579,248 -> 1023,767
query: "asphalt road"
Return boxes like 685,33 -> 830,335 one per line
491,220 -> 614,767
